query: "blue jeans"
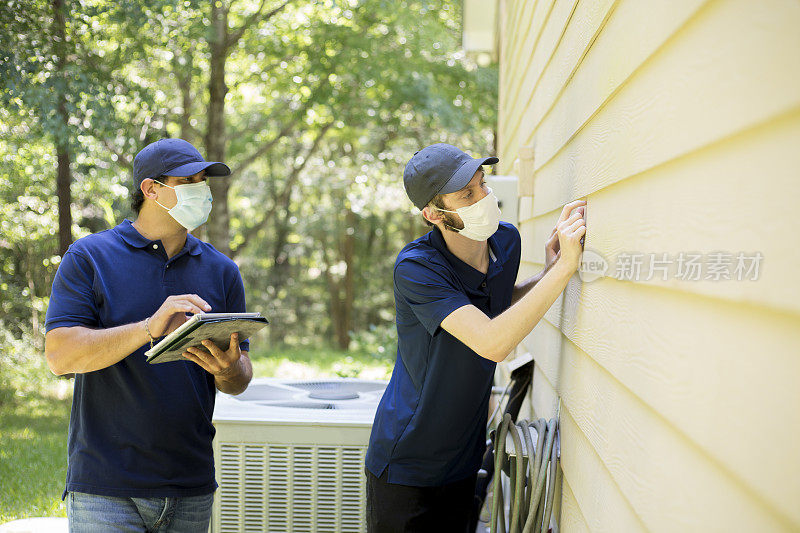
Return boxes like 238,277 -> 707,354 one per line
67,491 -> 213,533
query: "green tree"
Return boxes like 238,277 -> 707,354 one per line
0,0 -> 498,362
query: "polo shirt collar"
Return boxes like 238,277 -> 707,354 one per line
184,234 -> 203,256
429,227 -> 506,289
115,219 -> 203,256
115,219 -> 150,249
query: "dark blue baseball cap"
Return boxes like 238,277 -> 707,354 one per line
403,143 -> 499,209
133,138 -> 231,189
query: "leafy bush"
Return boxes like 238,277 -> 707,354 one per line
348,321 -> 397,361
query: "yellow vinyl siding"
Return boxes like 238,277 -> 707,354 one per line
521,107 -> 800,311
560,477 -> 591,533
530,0 -> 800,217
528,315 -> 798,531
496,0 -> 800,529
499,0 -> 553,132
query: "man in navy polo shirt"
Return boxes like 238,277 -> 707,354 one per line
44,138 -> 253,532
365,143 -> 587,532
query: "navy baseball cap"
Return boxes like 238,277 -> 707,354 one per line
403,143 -> 499,209
133,138 -> 231,189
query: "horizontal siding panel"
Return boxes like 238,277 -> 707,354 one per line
522,275 -> 800,527
499,0 -> 556,158
525,319 -> 796,531
519,108 -> 800,313
519,217 -> 556,266
530,360 -> 559,421
532,0 -> 800,217
517,259 -> 543,283
501,0 -> 538,96
503,0 -> 618,168
560,476 -> 591,533
518,222 -> 544,266
498,0 -> 536,127
517,195 -> 533,224
521,0 -> 706,169
531,364 -> 643,532
498,0 -> 534,130
558,401 -> 646,532
583,110 -> 800,314
503,0 -> 579,150
503,0 -> 554,114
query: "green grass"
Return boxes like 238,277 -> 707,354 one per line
0,391 -> 70,523
0,347 -> 394,523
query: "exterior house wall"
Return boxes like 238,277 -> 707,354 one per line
494,0 -> 800,530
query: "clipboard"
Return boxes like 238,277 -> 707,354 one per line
145,312 -> 269,364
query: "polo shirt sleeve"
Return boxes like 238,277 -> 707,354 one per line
225,265 -> 250,353
45,248 -> 99,332
394,258 -> 472,336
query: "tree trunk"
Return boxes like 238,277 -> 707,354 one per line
175,50 -> 195,144
340,208 -> 356,350
52,0 -> 72,257
324,268 -> 344,349
56,148 -> 72,256
205,0 -> 231,255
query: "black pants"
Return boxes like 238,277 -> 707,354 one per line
365,467 -> 477,533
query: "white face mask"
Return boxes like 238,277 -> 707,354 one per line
154,180 -> 213,231
435,187 -> 502,241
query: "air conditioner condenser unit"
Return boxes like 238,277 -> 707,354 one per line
211,377 -> 388,533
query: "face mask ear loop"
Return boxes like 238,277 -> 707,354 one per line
151,180 -> 175,212
430,206 -> 463,233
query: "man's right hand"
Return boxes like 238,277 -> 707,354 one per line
148,294 -> 212,337
556,200 -> 587,272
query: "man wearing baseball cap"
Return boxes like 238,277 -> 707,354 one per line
45,138 -> 253,531
365,143 -> 586,531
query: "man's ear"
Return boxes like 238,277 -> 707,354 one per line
421,205 -> 442,225
140,178 -> 158,201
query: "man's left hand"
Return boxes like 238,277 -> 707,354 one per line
183,333 -> 242,378
544,226 -> 560,269
545,205 -> 584,269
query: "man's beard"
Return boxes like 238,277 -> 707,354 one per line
440,211 -> 464,233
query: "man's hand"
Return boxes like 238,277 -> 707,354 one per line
545,204 -> 584,269
555,200 -> 587,271
182,332 -> 242,378
148,294 -> 212,337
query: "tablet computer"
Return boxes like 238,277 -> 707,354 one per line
145,312 -> 269,364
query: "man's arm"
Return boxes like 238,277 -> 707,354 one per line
46,321 -> 151,375
510,261 -> 557,305
442,199 -> 586,363
441,259 -> 575,363
45,293 -> 212,375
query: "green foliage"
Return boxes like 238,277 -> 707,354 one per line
0,0 -> 497,384
346,321 -> 397,358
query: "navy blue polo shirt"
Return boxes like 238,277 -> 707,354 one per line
45,219 -> 249,499
366,221 -> 521,486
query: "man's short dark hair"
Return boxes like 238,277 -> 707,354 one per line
131,176 -> 167,214
131,189 -> 145,214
